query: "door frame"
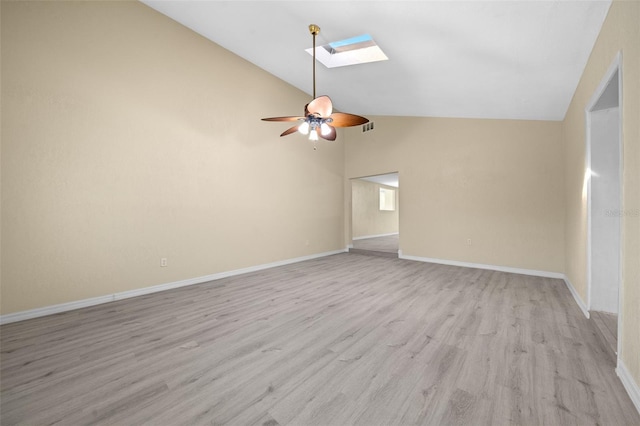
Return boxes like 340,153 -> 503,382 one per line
585,51 -> 623,359
348,172 -> 400,249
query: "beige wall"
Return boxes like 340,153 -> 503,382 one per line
563,0 -> 640,385
0,1 -> 345,314
345,117 -> 564,273
351,179 -> 398,239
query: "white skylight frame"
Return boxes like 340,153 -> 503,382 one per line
305,34 -> 388,69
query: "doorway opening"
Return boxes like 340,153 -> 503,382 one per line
586,53 -> 622,358
350,172 -> 399,258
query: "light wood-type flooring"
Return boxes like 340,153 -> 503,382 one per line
1,253 -> 639,425
592,310 -> 618,358
350,235 -> 399,258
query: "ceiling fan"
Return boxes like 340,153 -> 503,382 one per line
262,24 -> 369,146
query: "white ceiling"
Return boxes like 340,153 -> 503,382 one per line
141,0 -> 611,121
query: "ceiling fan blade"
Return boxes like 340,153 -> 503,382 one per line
280,126 -> 300,137
329,112 -> 369,127
307,95 -> 333,118
319,125 -> 337,141
262,116 -> 304,122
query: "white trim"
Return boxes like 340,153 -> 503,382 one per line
586,51 -> 623,312
617,360 -> 640,416
353,232 -> 399,241
0,249 -> 346,325
615,53 -> 624,366
0,295 -> 116,325
585,105 -> 593,311
585,52 -> 623,355
563,275 -> 590,319
586,52 -> 622,111
398,253 -> 564,279
398,254 -> 591,319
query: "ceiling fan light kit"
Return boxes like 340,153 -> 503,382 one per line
262,24 -> 369,149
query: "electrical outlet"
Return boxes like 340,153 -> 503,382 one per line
160,258 -> 168,267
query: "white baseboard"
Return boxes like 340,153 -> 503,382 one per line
0,294 -> 117,325
398,253 -> 591,319
617,359 -> 640,416
398,253 -> 564,279
562,275 -> 590,318
0,249 -> 347,325
352,232 -> 398,241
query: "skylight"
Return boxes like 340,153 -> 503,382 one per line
305,34 -> 388,68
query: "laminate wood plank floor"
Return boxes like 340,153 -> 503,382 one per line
592,310 -> 618,357
351,235 -> 399,253
2,253 -> 639,425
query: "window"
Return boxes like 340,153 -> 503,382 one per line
379,187 -> 396,211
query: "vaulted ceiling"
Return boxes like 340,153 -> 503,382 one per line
142,1 -> 611,121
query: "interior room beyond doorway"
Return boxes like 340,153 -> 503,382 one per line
350,173 -> 399,258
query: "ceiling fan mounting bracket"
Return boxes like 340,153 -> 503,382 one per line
308,24 -> 320,36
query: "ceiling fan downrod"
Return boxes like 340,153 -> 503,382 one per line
309,24 -> 320,99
